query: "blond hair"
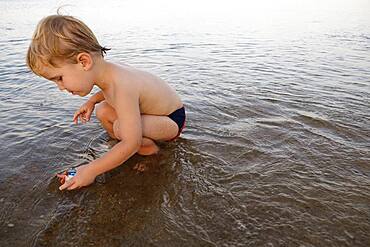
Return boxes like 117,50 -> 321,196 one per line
26,14 -> 109,76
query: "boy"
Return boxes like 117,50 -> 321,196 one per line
26,15 -> 186,191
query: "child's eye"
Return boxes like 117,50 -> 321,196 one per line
57,76 -> 63,82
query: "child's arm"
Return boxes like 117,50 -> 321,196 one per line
60,85 -> 142,190
88,90 -> 142,175
87,91 -> 105,104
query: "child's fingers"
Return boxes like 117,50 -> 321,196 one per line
86,110 -> 92,121
56,172 -> 67,183
82,113 -> 88,123
59,179 -> 75,190
73,110 -> 80,120
83,114 -> 89,122
56,171 -> 67,177
67,183 -> 80,190
80,114 -> 84,124
73,111 -> 81,124
59,177 -> 66,184
56,173 -> 66,179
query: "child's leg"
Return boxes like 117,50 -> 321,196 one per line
137,115 -> 179,155
95,101 -> 117,139
113,114 -> 179,155
96,101 -> 179,155
138,137 -> 160,155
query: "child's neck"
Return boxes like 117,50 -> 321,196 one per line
93,59 -> 112,91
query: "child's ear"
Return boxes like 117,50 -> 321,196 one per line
76,53 -> 93,71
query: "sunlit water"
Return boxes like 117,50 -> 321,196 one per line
0,0 -> 369,246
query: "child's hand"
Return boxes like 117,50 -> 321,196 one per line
59,164 -> 97,190
73,100 -> 95,124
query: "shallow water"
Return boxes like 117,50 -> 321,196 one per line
1,0 -> 370,246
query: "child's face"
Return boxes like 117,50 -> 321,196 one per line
42,62 -> 95,97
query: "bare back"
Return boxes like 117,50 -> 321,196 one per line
102,63 -> 183,116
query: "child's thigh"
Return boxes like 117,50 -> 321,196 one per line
141,115 -> 178,141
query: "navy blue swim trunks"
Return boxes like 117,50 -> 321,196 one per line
168,106 -> 186,141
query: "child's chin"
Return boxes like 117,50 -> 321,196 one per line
77,91 -> 88,97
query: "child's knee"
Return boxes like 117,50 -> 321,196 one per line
96,102 -> 107,121
96,101 -> 115,121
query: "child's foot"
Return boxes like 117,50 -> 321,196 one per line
137,143 -> 159,156
138,138 -> 159,156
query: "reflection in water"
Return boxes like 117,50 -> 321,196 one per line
0,0 -> 370,246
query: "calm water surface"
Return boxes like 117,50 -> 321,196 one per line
0,0 -> 369,246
